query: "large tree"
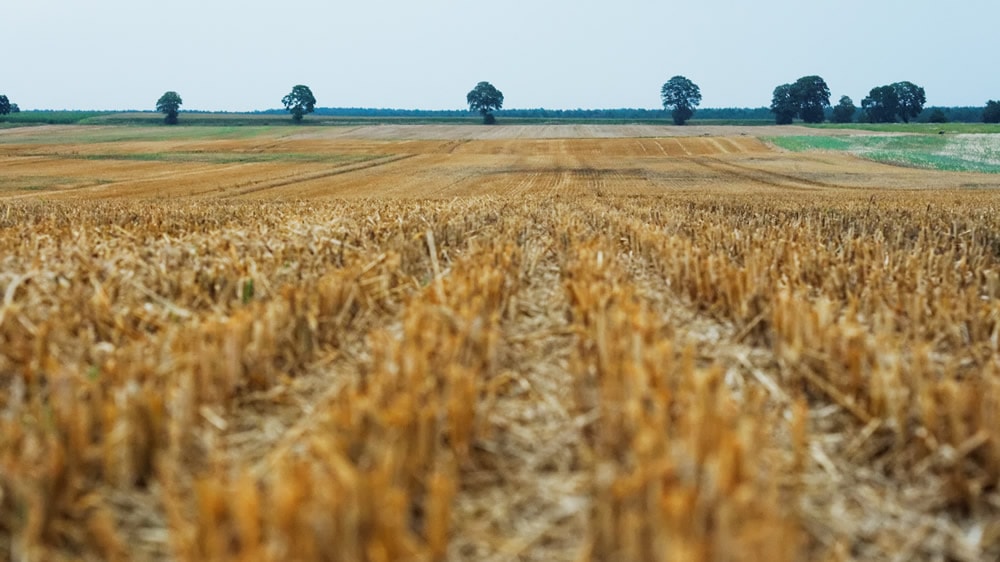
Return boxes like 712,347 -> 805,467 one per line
984,100 -> 1000,124
862,85 -> 900,123
791,75 -> 831,123
156,91 -> 183,125
0,95 -> 10,116
831,95 -> 856,123
860,82 -> 926,123
467,81 -> 504,124
892,81 -> 926,123
660,75 -> 702,125
770,84 -> 797,125
282,85 -> 316,123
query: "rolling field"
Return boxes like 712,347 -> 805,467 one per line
1,125 -> 1000,561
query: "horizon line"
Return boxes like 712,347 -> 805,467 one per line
8,103 -> 990,114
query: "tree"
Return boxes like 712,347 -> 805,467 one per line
831,95 -> 856,123
860,82 -> 926,124
156,91 -> 183,125
984,100 -> 1000,124
10,104 -> 18,113
791,75 -> 831,123
282,85 -> 316,123
0,95 -> 10,116
862,85 -> 899,123
660,75 -> 702,125
467,81 -> 504,124
770,84 -> 797,125
892,81 -> 926,123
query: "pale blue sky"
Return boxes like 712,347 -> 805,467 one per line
5,0 -> 998,111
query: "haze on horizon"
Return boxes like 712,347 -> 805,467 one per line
5,0 -> 998,112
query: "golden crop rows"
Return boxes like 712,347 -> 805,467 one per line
0,129 -> 999,561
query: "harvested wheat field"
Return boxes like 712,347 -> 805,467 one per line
1,124 -> 999,561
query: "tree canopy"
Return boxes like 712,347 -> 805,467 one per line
831,95 -> 856,124
467,82 -> 504,124
0,95 -> 10,116
156,91 -> 183,125
984,100 -> 1000,124
282,85 -> 317,122
860,82 -> 926,123
861,86 -> 900,123
770,84 -> 797,125
892,81 -> 926,123
660,76 -> 702,125
770,76 -> 830,124
791,76 -> 831,123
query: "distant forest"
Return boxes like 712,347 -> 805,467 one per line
258,106 -> 989,123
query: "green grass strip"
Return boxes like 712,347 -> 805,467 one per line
769,135 -> 1000,174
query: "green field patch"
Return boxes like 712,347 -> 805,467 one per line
809,123 -> 1000,134
0,111 -> 115,126
0,125 -> 293,145
769,134 -> 1000,174
766,136 -> 854,152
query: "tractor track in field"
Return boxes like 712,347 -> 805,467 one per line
689,155 -> 849,191
445,139 -> 473,154
217,154 -> 418,198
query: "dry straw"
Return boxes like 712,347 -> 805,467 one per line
1,188 -> 999,560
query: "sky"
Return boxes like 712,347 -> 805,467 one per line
5,0 -> 999,112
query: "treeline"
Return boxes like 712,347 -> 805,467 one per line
3,106 -> 992,126
494,107 -> 775,121
255,106 -> 777,121
1,101 -> 992,127
916,106 -> 993,123
256,105 -> 988,123
294,106 -> 776,121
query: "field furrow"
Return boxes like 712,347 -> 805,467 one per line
447,204 -> 586,561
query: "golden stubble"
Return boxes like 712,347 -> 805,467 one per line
1,128 -> 999,561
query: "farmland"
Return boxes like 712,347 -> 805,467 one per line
1,124 -> 999,561
772,133 -> 1000,174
